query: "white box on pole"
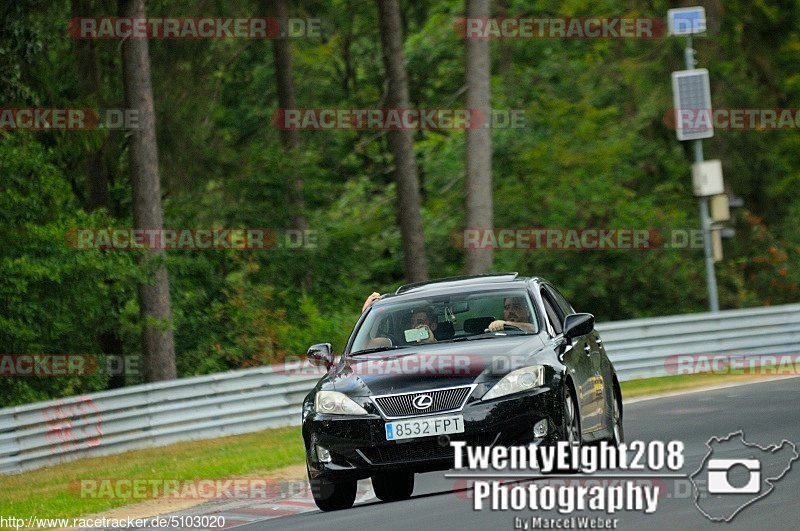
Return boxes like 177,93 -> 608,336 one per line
692,160 -> 724,196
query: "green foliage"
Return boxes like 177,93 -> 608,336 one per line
0,135 -> 139,405
1,0 -> 799,406
180,260 -> 358,375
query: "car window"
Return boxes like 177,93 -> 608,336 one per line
350,289 -> 539,353
540,289 -> 563,335
545,285 -> 575,317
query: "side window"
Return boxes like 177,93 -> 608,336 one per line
540,289 -> 563,335
546,285 -> 575,317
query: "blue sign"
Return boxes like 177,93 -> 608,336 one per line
668,7 -> 707,35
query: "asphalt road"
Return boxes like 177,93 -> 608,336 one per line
239,377 -> 800,531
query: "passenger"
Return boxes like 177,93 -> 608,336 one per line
408,307 -> 438,343
362,293 -> 439,343
362,292 -> 382,313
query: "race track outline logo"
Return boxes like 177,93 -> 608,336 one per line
689,430 -> 799,522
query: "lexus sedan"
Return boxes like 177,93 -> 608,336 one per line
302,273 -> 623,510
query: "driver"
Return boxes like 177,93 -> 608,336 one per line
486,296 -> 536,333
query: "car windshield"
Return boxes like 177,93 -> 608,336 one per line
349,289 -> 539,354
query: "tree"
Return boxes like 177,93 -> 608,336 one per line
118,0 -> 176,381
464,0 -> 493,274
376,0 -> 429,282
271,0 -> 306,234
72,0 -> 111,212
72,0 -> 126,389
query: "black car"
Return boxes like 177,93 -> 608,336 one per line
302,273 -> 623,510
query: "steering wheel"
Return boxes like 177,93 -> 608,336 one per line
484,322 -> 525,333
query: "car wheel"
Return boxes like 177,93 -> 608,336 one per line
372,471 -> 414,502
307,466 -> 357,511
552,383 -> 582,473
563,384 -> 581,448
611,386 -> 624,447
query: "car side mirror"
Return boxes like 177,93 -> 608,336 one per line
563,313 -> 595,340
307,343 -> 333,369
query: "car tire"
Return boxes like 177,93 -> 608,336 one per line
308,467 -> 357,511
552,382 -> 582,473
563,383 -> 581,448
372,471 -> 414,502
611,385 -> 624,447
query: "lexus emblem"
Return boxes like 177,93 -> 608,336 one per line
412,394 -> 433,410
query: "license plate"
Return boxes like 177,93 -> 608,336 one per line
385,415 -> 464,441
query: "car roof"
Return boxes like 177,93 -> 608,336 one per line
375,273 -> 546,305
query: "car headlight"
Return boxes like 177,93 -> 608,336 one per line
482,365 -> 545,400
314,391 -> 368,415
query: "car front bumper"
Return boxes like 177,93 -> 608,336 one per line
304,384 -> 563,481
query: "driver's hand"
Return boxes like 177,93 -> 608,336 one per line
485,320 -> 506,332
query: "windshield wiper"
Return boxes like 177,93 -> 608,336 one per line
350,346 -> 410,355
449,335 -> 497,342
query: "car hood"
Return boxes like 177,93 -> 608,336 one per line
324,334 -> 547,396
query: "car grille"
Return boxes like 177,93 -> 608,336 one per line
372,386 -> 472,418
358,433 -> 497,465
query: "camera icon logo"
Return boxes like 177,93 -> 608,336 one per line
707,458 -> 761,494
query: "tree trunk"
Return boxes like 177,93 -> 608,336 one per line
464,0 -> 494,274
118,0 -> 177,381
376,0 -> 428,282
73,0 -> 126,389
271,0 -> 306,234
72,0 -> 113,212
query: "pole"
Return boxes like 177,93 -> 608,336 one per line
685,35 -> 720,312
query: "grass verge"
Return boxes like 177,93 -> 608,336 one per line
620,371 -> 780,399
0,426 -> 304,523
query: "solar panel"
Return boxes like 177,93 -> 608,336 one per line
672,68 -> 713,141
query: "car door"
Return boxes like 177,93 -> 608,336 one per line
539,287 -> 596,436
543,284 -> 605,434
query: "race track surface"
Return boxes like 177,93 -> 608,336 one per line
143,377 -> 800,531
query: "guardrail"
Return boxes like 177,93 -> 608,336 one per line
597,303 -> 800,380
1,303 -> 798,475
